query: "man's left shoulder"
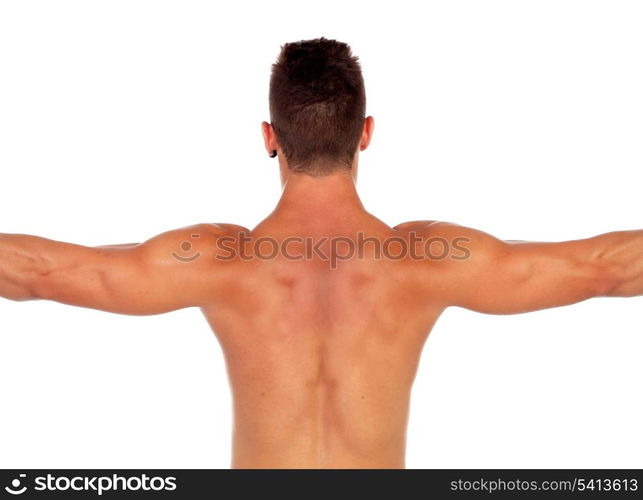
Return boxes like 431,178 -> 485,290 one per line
165,222 -> 250,240
210,222 -> 251,235
139,222 -> 249,265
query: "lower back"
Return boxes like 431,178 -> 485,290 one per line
229,373 -> 411,468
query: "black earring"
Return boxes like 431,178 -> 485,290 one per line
269,150 -> 277,158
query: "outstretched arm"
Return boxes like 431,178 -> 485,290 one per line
0,224 -> 223,315
423,222 -> 643,314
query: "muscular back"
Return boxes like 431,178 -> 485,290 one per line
201,214 -> 443,468
2,202 -> 635,468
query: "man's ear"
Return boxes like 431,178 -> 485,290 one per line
359,116 -> 375,151
262,121 -> 278,155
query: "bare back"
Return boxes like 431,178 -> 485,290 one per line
3,177 -> 634,469
201,214 -> 443,468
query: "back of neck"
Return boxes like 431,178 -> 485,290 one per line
273,172 -> 366,220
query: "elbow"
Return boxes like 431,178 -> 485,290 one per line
22,260 -> 55,301
16,274 -> 46,302
27,269 -> 55,301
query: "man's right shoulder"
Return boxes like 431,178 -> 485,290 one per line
393,220 -> 491,240
392,220 -> 508,269
393,219 -> 460,235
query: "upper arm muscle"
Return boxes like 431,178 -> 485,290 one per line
33,224 -> 226,315
422,223 -> 607,314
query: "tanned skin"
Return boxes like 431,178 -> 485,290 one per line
1,116 -> 642,468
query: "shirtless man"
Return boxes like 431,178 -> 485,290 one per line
1,38 -> 642,469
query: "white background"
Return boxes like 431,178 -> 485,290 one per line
1,0 -> 641,468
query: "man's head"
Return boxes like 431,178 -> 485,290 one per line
263,38 -> 374,179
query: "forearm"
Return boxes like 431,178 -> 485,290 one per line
590,230 -> 643,297
0,233 -> 51,301
0,233 -> 140,305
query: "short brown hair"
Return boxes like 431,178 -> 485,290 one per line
269,38 -> 366,175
